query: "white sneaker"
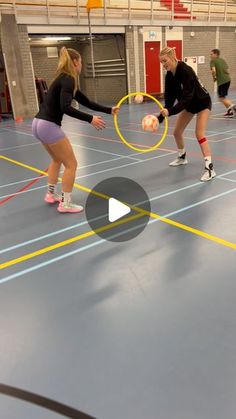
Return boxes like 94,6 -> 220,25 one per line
227,104 -> 236,116
200,164 -> 216,182
57,201 -> 84,213
223,110 -> 234,118
169,153 -> 188,166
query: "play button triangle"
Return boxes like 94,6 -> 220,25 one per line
108,197 -> 131,223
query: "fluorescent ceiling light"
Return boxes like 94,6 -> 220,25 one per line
44,36 -> 72,41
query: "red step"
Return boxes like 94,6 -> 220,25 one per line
160,0 -> 195,18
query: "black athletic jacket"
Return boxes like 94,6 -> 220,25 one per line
35,73 -> 112,126
164,61 -> 210,116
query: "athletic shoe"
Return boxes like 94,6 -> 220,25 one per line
200,164 -> 216,182
57,202 -> 84,213
169,152 -> 188,166
44,192 -> 61,204
223,110 -> 234,118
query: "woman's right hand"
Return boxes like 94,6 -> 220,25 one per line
91,116 -> 106,130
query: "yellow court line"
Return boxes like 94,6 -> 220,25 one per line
0,212 -> 144,269
0,154 -> 236,272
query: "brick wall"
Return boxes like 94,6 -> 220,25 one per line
138,29 -> 145,92
183,27 -> 216,93
18,25 -> 38,116
125,28 -> 136,94
0,17 -> 38,119
31,37 -> 126,105
31,45 -> 58,88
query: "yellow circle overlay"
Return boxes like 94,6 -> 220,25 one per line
114,92 -> 168,153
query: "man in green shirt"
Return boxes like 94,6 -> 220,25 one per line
210,49 -> 235,117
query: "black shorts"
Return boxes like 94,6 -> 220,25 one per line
186,96 -> 212,114
218,81 -> 230,98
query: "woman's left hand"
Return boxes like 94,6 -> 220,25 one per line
112,106 -> 120,115
160,108 -> 169,117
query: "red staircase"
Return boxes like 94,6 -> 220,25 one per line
160,0 -> 195,19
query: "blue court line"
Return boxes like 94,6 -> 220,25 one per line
1,169 -> 236,282
1,162 -> 233,202
0,215 -> 105,255
0,180 -> 205,255
2,180 -> 236,284
0,150 -> 176,197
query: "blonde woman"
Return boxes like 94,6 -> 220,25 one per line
158,47 -> 215,182
32,47 -> 119,213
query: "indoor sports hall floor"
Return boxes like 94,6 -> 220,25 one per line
1,92 -> 236,419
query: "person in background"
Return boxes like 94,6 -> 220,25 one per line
210,49 -> 236,118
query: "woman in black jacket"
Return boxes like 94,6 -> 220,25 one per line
32,47 -> 119,213
158,47 -> 215,182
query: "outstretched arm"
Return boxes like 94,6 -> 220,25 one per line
75,90 -> 113,114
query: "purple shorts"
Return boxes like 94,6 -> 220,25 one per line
32,118 -> 65,144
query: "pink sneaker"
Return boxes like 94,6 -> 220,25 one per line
44,192 -> 61,204
57,201 -> 84,213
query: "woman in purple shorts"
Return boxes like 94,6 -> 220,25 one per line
32,47 -> 119,213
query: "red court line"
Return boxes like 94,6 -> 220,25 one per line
0,168 -> 48,205
4,124 -> 236,163
72,131 -> 236,164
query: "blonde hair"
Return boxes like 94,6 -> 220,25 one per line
159,47 -> 177,60
55,47 -> 81,92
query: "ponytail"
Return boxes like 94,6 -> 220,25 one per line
54,46 -> 81,93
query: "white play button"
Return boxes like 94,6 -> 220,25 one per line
108,197 -> 131,223
85,177 -> 151,242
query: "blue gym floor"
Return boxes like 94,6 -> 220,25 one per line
1,92 -> 236,419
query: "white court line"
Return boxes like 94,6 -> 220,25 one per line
213,135 -> 236,143
76,151 -> 176,180
0,184 -> 49,200
217,176 -> 236,183
1,143 -> 236,200
70,141 -> 141,161
0,149 -> 145,190
2,176 -> 236,284
0,128 -> 33,136
211,116 -> 236,121
0,176 -> 47,190
0,215 -> 105,255
0,150 -> 176,200
0,142 -> 39,152
1,168 -> 236,258
202,128 -> 236,138
1,121 -> 236,143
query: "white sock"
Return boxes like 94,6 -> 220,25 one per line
61,192 -> 72,203
48,184 -> 56,195
178,148 -> 185,157
204,156 -> 212,168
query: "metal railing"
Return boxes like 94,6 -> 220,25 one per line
0,0 -> 236,25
